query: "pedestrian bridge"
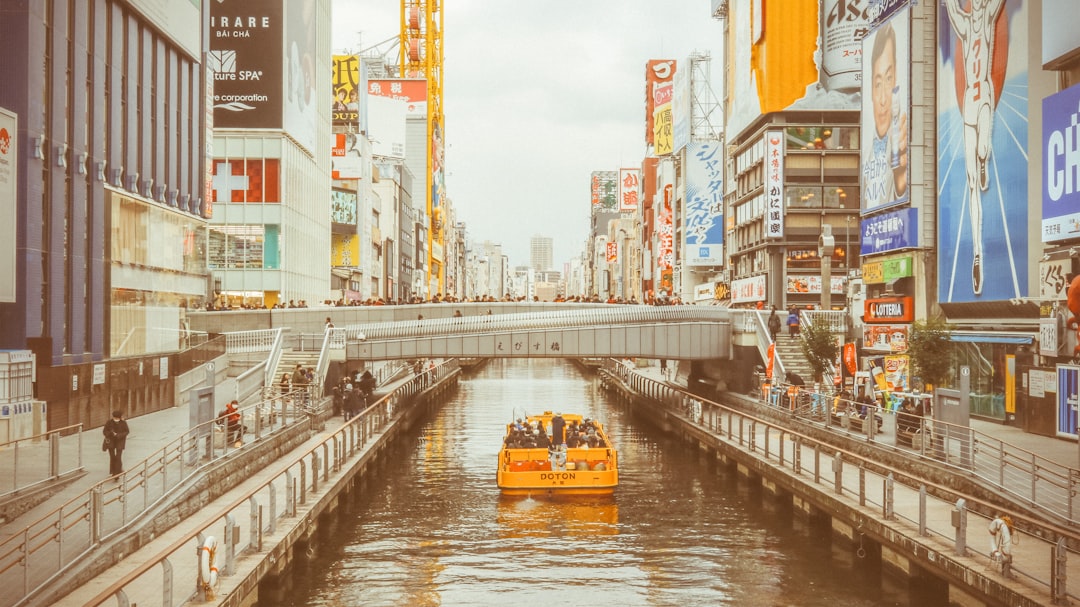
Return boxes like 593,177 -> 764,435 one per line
189,303 -> 735,361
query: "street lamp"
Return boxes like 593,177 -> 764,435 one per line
819,224 -> 835,310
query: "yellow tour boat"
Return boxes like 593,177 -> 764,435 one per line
496,411 -> 619,495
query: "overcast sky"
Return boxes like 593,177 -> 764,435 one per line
332,1 -> 725,269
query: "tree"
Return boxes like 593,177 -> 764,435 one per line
907,316 -> 955,390
801,318 -> 839,383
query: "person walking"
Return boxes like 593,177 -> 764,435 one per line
767,306 -> 782,342
786,307 -> 801,337
219,400 -> 243,447
103,410 -> 130,477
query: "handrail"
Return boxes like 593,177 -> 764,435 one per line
0,424 -> 84,499
262,328 -> 286,388
224,329 -> 278,354
76,359 -> 460,607
0,389 -> 319,607
314,328 -> 345,397
234,360 -> 268,403
603,360 -> 1079,603
748,310 -> 786,379
351,306 -> 729,342
736,371 -> 1079,528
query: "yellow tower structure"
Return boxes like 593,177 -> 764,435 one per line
400,0 -> 445,295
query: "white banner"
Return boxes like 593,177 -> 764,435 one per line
0,108 -> 16,303
765,130 -> 784,238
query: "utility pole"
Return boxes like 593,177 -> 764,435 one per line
819,224 -> 834,310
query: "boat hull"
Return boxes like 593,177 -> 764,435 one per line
497,412 -> 618,495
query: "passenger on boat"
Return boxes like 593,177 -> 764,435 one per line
551,412 -> 567,450
565,421 -> 580,448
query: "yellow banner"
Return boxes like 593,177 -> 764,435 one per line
331,234 -> 360,267
862,261 -> 884,284
653,106 -> 673,155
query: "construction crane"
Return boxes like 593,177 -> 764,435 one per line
400,0 -> 445,294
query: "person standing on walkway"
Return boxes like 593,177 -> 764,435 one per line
768,306 -> 782,343
988,513 -> 1014,577
103,410 -> 130,477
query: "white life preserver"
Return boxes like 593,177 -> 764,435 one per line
200,536 -> 219,587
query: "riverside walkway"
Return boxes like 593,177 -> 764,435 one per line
607,362 -> 1080,606
1,358 -> 1077,606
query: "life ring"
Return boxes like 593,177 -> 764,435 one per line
200,536 -> 219,587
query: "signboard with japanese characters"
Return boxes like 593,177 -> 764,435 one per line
861,207 -> 918,255
1039,258 -> 1070,300
618,168 -> 640,212
765,130 -> 784,238
864,295 -> 915,323
731,275 -> 767,304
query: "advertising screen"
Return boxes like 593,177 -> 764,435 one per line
210,0 -> 283,130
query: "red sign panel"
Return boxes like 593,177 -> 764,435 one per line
864,296 -> 915,323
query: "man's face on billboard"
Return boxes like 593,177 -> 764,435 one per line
872,35 -> 896,138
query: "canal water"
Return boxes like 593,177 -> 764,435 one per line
283,359 -> 946,606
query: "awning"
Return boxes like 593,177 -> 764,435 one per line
948,333 -> 1033,345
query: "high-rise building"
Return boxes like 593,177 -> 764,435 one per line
0,1 -> 210,429
530,235 -> 554,273
208,0 -> 333,309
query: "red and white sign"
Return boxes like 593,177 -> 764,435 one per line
765,130 -> 784,238
367,79 -> 427,116
211,158 -> 280,203
864,296 -> 915,323
657,184 -> 675,270
619,168 -> 640,212
731,275 -> 767,304
606,241 -> 618,263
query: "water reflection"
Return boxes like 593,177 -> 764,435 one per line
282,359 -> 943,607
496,494 -> 619,539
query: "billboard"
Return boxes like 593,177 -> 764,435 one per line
368,95 -> 407,158
1059,365 -> 1080,438
685,142 -> 724,266
331,189 -> 358,225
726,0 -> 867,139
618,168 -> 640,212
210,159 -> 280,203
331,133 -> 364,180
860,3 -> 910,212
209,0 -> 284,129
606,241 -> 618,263
671,61 -> 691,153
860,206 -> 917,255
657,184 -> 675,291
937,0 -> 1029,302
0,108 -> 15,303
368,79 -> 427,116
590,171 -> 617,211
332,55 -> 362,126
645,60 -> 675,146
331,233 -> 360,267
283,0 -> 318,154
1042,83 -> 1080,242
731,275 -> 767,304
765,130 -> 785,238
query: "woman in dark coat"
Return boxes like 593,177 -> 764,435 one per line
103,410 -> 130,477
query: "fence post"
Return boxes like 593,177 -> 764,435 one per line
161,558 -> 174,607
833,453 -> 843,494
952,498 -> 967,556
285,470 -> 295,517
1052,536 -> 1068,603
919,485 -> 927,536
49,432 -> 60,478
884,473 -> 894,520
268,484 -> 277,535
249,496 -> 260,552
224,514 -> 237,576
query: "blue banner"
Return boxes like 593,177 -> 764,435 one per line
1042,83 -> 1080,242
861,207 -> 917,255
1059,366 -> 1079,438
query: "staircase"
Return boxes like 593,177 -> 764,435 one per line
270,349 -> 320,391
770,332 -> 818,386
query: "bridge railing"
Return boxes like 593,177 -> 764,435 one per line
224,329 -> 279,354
351,306 -> 729,341
72,359 -> 460,607
602,360 -> 1079,604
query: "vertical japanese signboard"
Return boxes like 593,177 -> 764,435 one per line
685,141 -> 724,266
332,55 -> 361,127
765,130 -> 784,238
0,108 -> 15,302
645,60 -> 675,146
618,168 -> 640,212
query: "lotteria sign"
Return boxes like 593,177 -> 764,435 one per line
864,296 -> 914,323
